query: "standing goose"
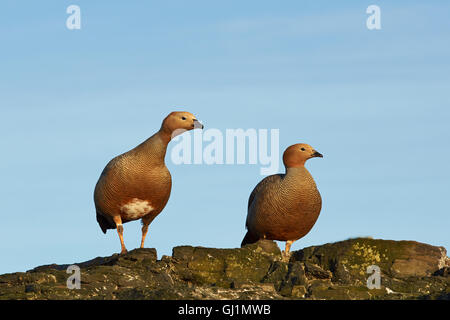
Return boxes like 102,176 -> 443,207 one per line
94,111 -> 203,254
241,143 -> 323,257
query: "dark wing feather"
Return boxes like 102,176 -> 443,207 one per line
96,210 -> 116,233
246,174 -> 284,228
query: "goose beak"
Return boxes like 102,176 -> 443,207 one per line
193,119 -> 204,129
312,150 -> 323,158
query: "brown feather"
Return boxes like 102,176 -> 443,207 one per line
242,143 -> 323,246
94,131 -> 172,230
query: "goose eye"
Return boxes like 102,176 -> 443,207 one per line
181,116 -> 186,120
300,147 -> 306,151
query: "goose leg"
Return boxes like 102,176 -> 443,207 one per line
113,216 -> 127,255
140,215 -> 156,248
282,240 -> 294,261
140,224 -> 149,249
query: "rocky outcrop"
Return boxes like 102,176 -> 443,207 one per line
0,238 -> 448,300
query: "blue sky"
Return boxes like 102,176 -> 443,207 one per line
0,1 -> 449,274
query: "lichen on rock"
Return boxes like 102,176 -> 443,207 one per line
0,238 -> 448,300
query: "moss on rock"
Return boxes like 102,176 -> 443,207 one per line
0,238 -> 447,300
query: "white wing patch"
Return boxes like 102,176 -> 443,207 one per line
120,198 -> 153,220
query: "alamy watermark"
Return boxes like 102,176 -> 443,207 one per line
366,5 -> 381,30
66,5 -> 81,30
65,5 -> 382,32
170,128 -> 280,175
66,264 -> 81,289
366,264 -> 381,289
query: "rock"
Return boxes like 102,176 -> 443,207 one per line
304,262 -> 332,279
291,238 -> 448,285
291,285 -> 307,298
309,286 -> 352,300
0,238 -> 448,300
434,267 -> 450,277
277,261 -> 308,297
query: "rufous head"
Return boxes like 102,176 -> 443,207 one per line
160,111 -> 204,138
283,143 -> 323,168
